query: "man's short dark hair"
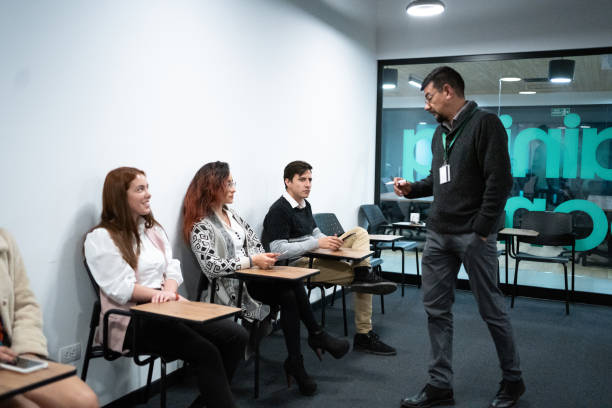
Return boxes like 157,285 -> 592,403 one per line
421,66 -> 465,98
283,160 -> 312,189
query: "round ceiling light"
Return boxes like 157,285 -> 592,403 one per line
406,0 -> 445,17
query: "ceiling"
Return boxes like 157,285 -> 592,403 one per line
384,54 -> 612,97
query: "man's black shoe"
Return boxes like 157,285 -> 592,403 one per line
353,330 -> 396,355
351,266 -> 397,295
400,384 -> 454,408
488,379 -> 525,408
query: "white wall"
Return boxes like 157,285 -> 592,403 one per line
0,0 -> 377,404
376,0 -> 612,60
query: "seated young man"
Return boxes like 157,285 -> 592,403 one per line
261,160 -> 397,355
0,228 -> 99,408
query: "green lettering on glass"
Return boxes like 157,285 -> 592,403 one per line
402,128 -> 434,182
513,127 -> 561,178
580,127 -> 612,180
504,197 -> 546,227
562,114 -> 580,178
554,200 -> 608,251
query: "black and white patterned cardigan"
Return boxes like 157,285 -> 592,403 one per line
190,207 -> 269,321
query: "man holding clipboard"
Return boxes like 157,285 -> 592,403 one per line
262,161 -> 397,357
394,67 -> 524,408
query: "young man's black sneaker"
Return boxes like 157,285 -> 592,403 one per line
351,266 -> 397,295
353,330 -> 396,355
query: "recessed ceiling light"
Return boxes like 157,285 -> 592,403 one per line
406,0 -> 445,17
519,91 -> 536,94
500,77 -> 521,82
580,125 -> 591,128
382,84 -> 397,90
418,121 -> 427,125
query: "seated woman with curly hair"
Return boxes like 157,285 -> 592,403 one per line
182,161 -> 349,396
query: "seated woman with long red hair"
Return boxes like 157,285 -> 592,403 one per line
84,167 -> 247,408
182,161 -> 349,396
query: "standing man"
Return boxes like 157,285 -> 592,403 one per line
395,67 -> 524,408
262,160 -> 397,356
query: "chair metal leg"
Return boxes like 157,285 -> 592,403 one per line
511,260 -> 519,308
319,286 -> 326,327
571,245 -> 575,292
81,332 -> 95,381
563,264 -> 569,315
143,359 -> 155,402
80,354 -> 91,382
505,242 -> 509,285
254,330 -> 260,398
160,359 -> 166,408
380,294 -> 385,314
415,247 -> 421,289
400,248 -> 405,297
330,285 -> 337,306
341,287 -> 347,337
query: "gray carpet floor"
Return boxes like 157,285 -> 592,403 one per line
121,286 -> 612,408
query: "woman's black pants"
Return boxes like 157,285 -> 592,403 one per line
125,316 -> 247,408
246,279 -> 320,357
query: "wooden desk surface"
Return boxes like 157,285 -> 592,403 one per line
131,301 -> 240,324
368,234 -> 403,242
498,228 -> 539,237
307,247 -> 373,262
236,265 -> 319,280
0,361 -> 76,401
392,221 -> 427,228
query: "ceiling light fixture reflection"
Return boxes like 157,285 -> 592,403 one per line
549,59 -> 575,83
406,0 -> 445,17
500,77 -> 521,82
519,91 -> 536,94
408,74 -> 422,89
383,68 -> 398,90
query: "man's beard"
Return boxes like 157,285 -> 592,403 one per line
432,111 -> 445,123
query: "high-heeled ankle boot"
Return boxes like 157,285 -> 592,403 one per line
308,330 -> 350,361
283,355 -> 317,396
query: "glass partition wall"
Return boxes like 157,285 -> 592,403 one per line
376,48 -> 612,296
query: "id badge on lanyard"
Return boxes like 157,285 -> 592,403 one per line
440,132 -> 454,185
439,108 -> 477,185
439,162 -> 451,184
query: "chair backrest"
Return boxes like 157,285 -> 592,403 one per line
313,213 -> 345,236
195,274 -> 209,302
84,259 -> 101,302
519,211 -> 574,246
358,204 -> 388,233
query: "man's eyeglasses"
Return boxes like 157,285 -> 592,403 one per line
424,90 -> 438,104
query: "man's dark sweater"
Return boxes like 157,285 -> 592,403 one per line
261,196 -> 320,256
406,101 -> 512,237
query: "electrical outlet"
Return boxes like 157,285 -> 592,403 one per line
59,343 -> 81,363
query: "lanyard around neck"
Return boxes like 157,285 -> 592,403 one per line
442,108 -> 478,163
